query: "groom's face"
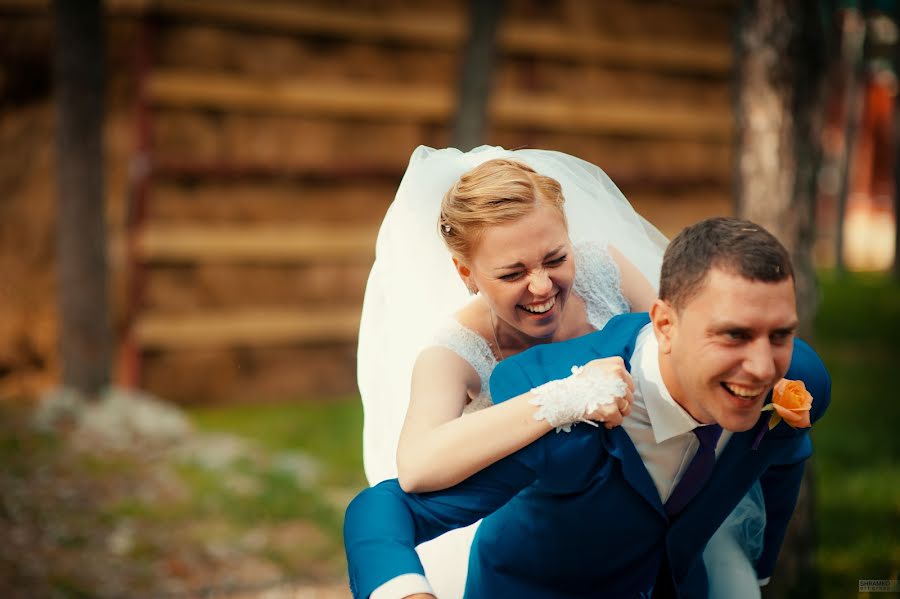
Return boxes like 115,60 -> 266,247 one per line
653,267 -> 799,432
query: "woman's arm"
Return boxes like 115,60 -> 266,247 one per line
396,346 -> 632,493
608,245 -> 657,312
396,346 -> 553,493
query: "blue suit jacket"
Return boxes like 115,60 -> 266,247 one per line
344,313 -> 831,598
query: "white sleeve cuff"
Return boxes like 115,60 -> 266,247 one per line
370,573 -> 434,598
758,577 -> 771,587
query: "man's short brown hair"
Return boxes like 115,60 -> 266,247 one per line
659,217 -> 794,309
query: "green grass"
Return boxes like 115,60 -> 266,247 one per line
182,396 -> 369,580
188,394 -> 366,489
813,271 -> 900,597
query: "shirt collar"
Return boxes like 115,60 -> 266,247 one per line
634,326 -> 707,444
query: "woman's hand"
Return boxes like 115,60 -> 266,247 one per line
579,356 -> 634,429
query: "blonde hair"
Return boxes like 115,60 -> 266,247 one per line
438,158 -> 567,260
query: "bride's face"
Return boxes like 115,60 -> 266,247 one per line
463,202 -> 575,343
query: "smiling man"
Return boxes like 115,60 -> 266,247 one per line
652,221 -> 800,433
344,217 -> 831,599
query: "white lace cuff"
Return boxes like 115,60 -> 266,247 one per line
529,365 -> 627,433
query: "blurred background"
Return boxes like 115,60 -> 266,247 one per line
0,0 -> 897,597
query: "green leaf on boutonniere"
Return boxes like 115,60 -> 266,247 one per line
760,404 -> 783,430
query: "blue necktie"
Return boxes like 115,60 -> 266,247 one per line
665,424 -> 723,517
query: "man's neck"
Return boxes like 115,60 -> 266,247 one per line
656,350 -> 712,425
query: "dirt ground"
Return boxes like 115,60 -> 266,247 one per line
0,391 -> 354,599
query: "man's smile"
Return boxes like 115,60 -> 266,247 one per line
721,382 -> 766,398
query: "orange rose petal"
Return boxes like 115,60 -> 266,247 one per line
770,378 -> 813,429
771,402 -> 811,428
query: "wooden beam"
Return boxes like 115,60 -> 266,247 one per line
493,92 -> 731,140
148,70 -> 731,140
154,0 -> 464,47
134,308 -> 361,348
136,225 -> 377,262
147,71 -> 453,120
499,24 -> 731,74
0,0 -> 46,11
151,2 -> 730,73
150,160 -> 405,180
628,191 -> 732,238
0,1 -> 732,73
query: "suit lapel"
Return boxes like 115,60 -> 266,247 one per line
604,427 -> 667,519
707,417 -> 770,489
585,313 -> 667,519
709,400 -> 776,481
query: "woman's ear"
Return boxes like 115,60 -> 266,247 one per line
650,299 -> 676,354
452,257 -> 477,295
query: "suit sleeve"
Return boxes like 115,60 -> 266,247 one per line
755,339 -> 832,579
344,449 -> 540,597
345,335 -> 555,596
490,353 -> 540,403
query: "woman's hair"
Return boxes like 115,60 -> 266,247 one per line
438,158 -> 567,260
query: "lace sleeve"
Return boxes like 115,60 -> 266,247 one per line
573,242 -> 631,330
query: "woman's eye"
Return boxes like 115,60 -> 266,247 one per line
499,272 -> 524,281
545,256 -> 568,267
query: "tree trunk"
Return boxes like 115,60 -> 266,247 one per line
834,10 -> 866,275
733,1 -> 827,596
53,0 -> 111,396
894,28 -> 900,282
452,0 -> 504,151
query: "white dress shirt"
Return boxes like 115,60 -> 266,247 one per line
623,326 -> 731,502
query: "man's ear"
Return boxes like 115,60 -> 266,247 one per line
650,299 -> 676,354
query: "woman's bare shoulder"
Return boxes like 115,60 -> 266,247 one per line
453,298 -> 491,340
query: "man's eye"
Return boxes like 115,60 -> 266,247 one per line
726,331 -> 749,340
770,331 -> 794,345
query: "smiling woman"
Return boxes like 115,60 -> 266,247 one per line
452,200 -> 580,357
354,146 -> 669,597
399,157 -> 655,488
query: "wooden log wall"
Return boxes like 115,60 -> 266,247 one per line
0,0 -> 737,403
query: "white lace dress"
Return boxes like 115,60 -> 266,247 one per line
414,242 -> 628,599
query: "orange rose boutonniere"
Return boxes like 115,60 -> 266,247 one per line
762,378 -> 813,430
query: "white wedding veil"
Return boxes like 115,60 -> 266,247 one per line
358,145 -> 668,485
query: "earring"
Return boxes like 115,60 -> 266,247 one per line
467,284 -> 478,296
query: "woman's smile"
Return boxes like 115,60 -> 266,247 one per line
462,201 -> 576,344
518,294 -> 557,315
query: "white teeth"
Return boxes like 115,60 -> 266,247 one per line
724,383 -> 764,398
522,296 -> 556,314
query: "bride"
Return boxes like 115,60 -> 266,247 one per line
357,146 -> 763,598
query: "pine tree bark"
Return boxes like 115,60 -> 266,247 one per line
452,0 -> 504,151
894,32 -> 900,281
733,1 -> 827,595
53,0 -> 111,396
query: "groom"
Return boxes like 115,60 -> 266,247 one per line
344,217 -> 831,598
